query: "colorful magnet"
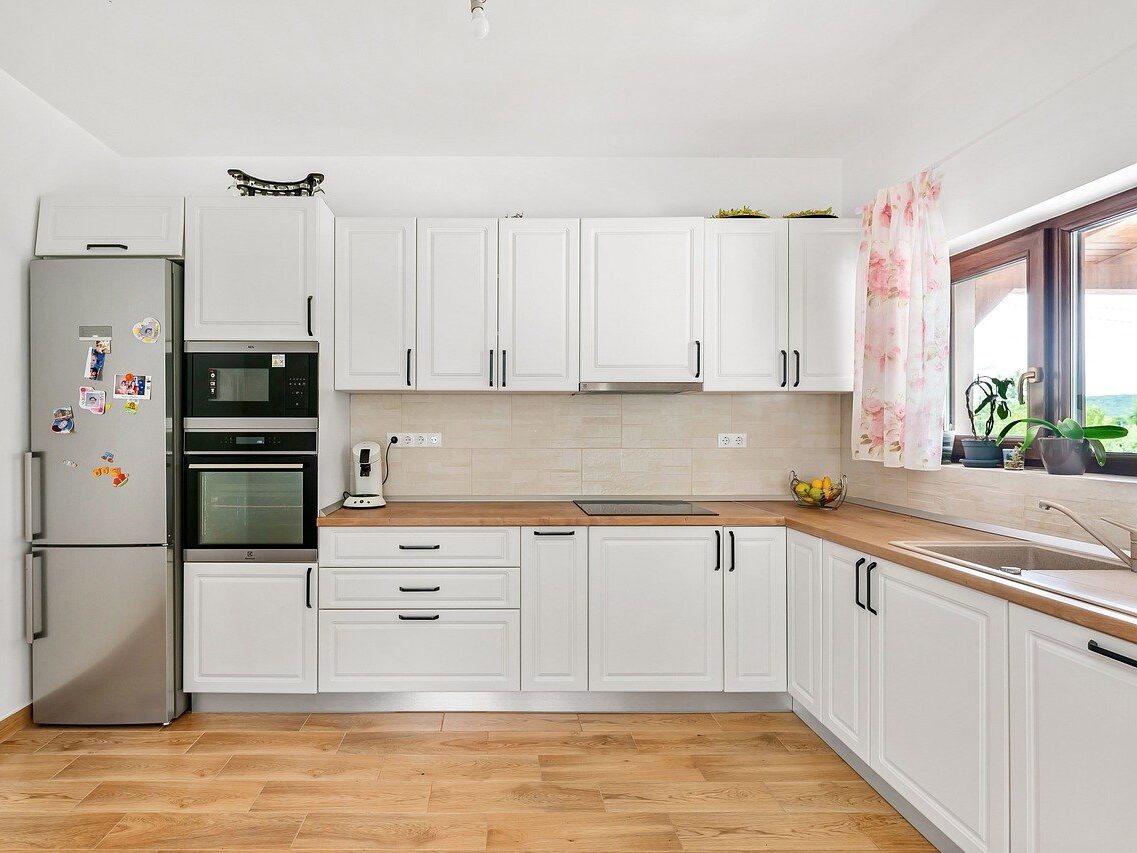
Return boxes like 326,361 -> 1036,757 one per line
123,400 -> 139,414
63,459 -> 78,468
83,346 -> 106,380
78,386 -> 107,415
101,451 -> 115,464
113,373 -> 151,400
132,318 -> 160,344
92,466 -> 110,477
111,471 -> 129,487
51,406 -> 75,433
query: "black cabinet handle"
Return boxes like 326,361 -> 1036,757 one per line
398,614 -> 440,621
306,295 -> 314,337
86,243 -> 128,250
865,561 -> 878,614
305,566 -> 313,609
399,586 -> 441,593
398,544 -> 441,550
501,350 -> 507,387
406,348 -> 412,387
854,558 -> 866,610
1088,640 -> 1137,669
534,530 -> 575,536
714,530 -> 720,571
793,350 -> 801,388
728,530 -> 736,571
780,350 -> 788,388
489,349 -> 494,387
695,340 -> 702,378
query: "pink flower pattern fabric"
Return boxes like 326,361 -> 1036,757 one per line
852,169 -> 950,470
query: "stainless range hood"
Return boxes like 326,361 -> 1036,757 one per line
577,382 -> 703,394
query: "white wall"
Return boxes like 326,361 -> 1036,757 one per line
0,70 -> 120,719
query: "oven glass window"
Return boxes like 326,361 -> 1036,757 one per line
210,368 -> 270,402
196,470 -> 304,545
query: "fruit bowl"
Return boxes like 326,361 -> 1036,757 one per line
789,471 -> 848,510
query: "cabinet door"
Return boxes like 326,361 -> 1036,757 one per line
1010,605 -> 1137,853
589,527 -> 721,691
704,219 -> 788,391
580,218 -> 704,384
185,197 -> 321,341
36,196 -> 185,257
787,218 -> 860,392
820,541 -> 871,763
522,527 -> 588,691
417,219 -> 498,390
786,530 -> 823,717
724,527 -> 786,692
499,219 -> 580,391
183,562 -> 316,694
335,218 -> 416,390
870,560 -> 1008,853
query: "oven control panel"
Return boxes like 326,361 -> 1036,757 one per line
183,431 -> 318,453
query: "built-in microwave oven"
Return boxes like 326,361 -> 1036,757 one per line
185,341 -> 317,423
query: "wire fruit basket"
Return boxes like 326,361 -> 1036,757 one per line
788,471 -> 848,510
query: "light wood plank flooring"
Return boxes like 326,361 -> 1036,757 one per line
0,712 -> 934,850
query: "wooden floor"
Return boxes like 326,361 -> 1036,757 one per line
0,712 -> 934,851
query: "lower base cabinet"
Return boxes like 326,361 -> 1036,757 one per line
1009,604 -> 1137,853
183,562 -> 317,694
521,527 -> 588,691
318,609 -> 520,692
724,527 -> 786,692
786,530 -> 823,715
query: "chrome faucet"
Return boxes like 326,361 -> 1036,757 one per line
1038,500 -> 1137,572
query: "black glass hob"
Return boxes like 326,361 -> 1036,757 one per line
573,500 -> 718,516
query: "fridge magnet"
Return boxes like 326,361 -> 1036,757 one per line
111,469 -> 129,487
271,353 -> 286,368
51,406 -> 75,433
83,346 -> 106,380
113,373 -> 151,400
132,317 -> 161,344
62,459 -> 78,468
123,400 -> 139,414
79,386 -> 107,414
101,450 -> 115,464
92,466 -> 111,477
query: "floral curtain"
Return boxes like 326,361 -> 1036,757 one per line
851,169 -> 950,470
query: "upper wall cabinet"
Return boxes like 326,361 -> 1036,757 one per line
416,219 -> 498,390
335,218 -> 416,390
184,197 -> 332,341
581,218 -> 704,384
36,196 -> 184,257
499,219 -> 580,391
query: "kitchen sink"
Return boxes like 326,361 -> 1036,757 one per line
891,540 -> 1127,576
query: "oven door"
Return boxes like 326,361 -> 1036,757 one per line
187,352 -> 289,419
184,454 -> 317,561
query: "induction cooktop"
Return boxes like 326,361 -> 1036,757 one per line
574,500 -> 718,516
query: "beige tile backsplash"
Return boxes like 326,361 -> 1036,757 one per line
350,392 -> 842,498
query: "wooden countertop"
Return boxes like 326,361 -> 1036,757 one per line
320,500 -> 1137,644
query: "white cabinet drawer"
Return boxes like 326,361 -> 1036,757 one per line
37,196 -> 184,257
318,609 -> 520,692
320,527 -> 521,567
320,567 -> 520,609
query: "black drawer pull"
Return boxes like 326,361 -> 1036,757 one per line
865,561 -> 878,614
534,530 -> 575,536
399,586 -> 441,593
398,544 -> 441,550
714,530 -> 720,571
854,558 -> 866,610
406,348 -> 413,387
398,614 -> 440,621
1088,640 -> 1137,669
306,295 -> 314,337
728,530 -> 736,572
86,242 -> 128,250
780,350 -> 788,388
305,566 -> 313,609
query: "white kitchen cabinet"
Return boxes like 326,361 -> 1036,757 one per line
416,218 -> 498,390
522,527 -> 588,691
787,218 -> 859,392
588,527 -> 721,691
870,559 -> 1008,853
723,527 -> 786,692
786,530 -> 823,716
1009,605 -> 1137,853
184,197 -> 332,341
183,562 -> 316,694
703,219 -> 788,391
319,609 -> 520,692
819,541 -> 871,763
580,218 -> 704,384
36,196 -> 184,257
320,566 -> 520,610
498,219 -> 580,391
319,526 -> 521,568
334,218 -> 416,390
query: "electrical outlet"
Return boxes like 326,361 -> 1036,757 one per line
718,433 -> 747,448
386,432 -> 414,447
718,433 -> 732,448
413,432 -> 428,446
427,433 -> 442,446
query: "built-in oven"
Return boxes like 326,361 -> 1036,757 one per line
185,341 -> 318,426
183,430 -> 318,562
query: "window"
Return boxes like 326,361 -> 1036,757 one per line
950,186 -> 1137,473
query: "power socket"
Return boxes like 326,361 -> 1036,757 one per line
717,433 -> 748,448
386,433 -> 442,447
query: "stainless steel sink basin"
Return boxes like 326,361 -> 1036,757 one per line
891,540 -> 1126,576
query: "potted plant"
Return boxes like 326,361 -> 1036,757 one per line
996,417 -> 1129,475
960,375 -> 1016,467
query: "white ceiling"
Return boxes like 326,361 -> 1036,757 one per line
1,0 -> 1134,159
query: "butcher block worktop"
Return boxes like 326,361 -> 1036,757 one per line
321,500 -> 1137,644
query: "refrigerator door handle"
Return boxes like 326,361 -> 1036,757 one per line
24,553 -> 43,644
23,452 -> 43,543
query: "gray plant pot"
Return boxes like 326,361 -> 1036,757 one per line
1038,437 -> 1089,475
961,438 -> 1002,468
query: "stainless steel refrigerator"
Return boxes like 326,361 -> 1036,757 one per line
26,259 -> 186,724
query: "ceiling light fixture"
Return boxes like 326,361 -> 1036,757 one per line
470,0 -> 489,39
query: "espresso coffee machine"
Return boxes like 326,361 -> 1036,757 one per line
344,440 -> 385,508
